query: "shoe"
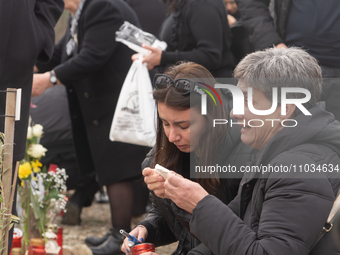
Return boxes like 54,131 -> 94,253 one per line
85,229 -> 112,247
89,228 -> 125,255
61,202 -> 81,225
95,190 -> 109,204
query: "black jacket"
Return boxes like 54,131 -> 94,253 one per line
159,0 -> 234,78
0,0 -> 64,161
125,0 -> 167,36
139,93 -> 254,255
236,0 -> 340,123
236,0 -> 290,51
36,0 -> 147,186
190,103 -> 340,255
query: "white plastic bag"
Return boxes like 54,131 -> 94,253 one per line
109,57 -> 156,147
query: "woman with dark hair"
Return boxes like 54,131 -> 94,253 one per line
121,62 -> 253,255
133,0 -> 235,78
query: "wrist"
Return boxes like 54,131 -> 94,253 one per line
49,70 -> 57,85
136,225 -> 147,232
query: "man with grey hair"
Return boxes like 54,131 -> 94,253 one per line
157,47 -> 340,255
233,46 -> 322,116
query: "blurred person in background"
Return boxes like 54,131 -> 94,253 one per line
223,0 -> 253,64
236,0 -> 340,120
125,0 -> 168,36
32,0 -> 147,254
0,0 -> 64,249
224,0 -> 240,27
133,0 -> 235,78
124,0 -> 169,214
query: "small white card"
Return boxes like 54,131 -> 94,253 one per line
155,164 -> 170,179
15,89 -> 21,121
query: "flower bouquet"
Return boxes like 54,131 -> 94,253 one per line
17,123 -> 68,249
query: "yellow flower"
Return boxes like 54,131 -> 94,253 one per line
31,159 -> 42,173
18,162 -> 32,180
21,181 -> 24,187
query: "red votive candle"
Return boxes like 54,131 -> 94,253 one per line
57,226 -> 63,255
131,243 -> 155,255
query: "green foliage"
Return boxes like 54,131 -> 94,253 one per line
0,132 -> 19,254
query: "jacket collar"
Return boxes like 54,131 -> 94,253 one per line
243,102 -> 340,181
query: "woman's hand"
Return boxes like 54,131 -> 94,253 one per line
131,45 -> 162,70
164,172 -> 209,214
143,168 -> 168,198
121,226 -> 148,254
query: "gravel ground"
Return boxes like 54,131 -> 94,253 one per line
57,201 -> 178,255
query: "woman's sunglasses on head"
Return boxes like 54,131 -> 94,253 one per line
153,74 -> 199,95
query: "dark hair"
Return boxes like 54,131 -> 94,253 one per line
152,62 -> 227,194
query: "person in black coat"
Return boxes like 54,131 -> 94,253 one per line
121,62 -> 254,255
32,0 -> 148,254
0,0 -> 64,250
132,0 -> 235,78
236,0 -> 340,121
160,48 -> 340,255
0,0 -> 64,164
125,0 -> 168,36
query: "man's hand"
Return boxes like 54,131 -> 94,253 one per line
31,72 -> 53,97
164,172 -> 209,214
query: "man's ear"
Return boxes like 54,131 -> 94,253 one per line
281,104 -> 296,120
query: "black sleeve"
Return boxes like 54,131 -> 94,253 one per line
160,1 -> 227,70
227,193 -> 240,215
36,31 -> 69,73
139,148 -> 177,246
34,0 -> 64,62
138,192 -> 177,246
53,0 -> 124,84
236,0 -> 283,50
189,154 -> 335,255
187,243 -> 213,255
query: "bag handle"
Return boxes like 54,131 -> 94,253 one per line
313,188 -> 340,248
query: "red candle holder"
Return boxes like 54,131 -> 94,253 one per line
57,226 -> 63,255
131,243 -> 155,255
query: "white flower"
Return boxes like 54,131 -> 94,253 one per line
32,124 -> 44,138
27,127 -> 33,139
27,144 -> 47,158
